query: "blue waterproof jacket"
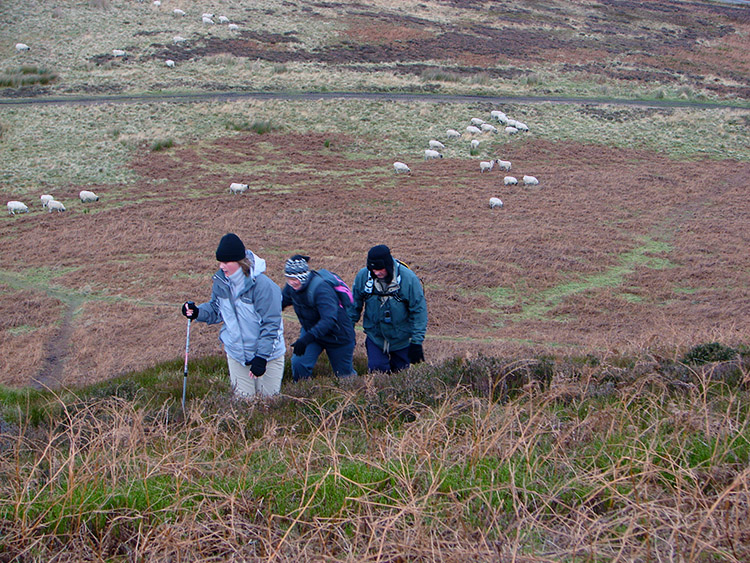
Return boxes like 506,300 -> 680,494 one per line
282,271 -> 355,348
349,258 -> 427,352
195,251 -> 286,364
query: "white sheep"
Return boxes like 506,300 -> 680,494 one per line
173,8 -> 186,16
505,126 -> 518,135
229,182 -> 249,194
47,200 -> 66,213
480,123 -> 498,134
523,175 -> 539,185
79,190 -> 99,202
424,149 -> 443,160
470,139 -> 480,149
393,162 -> 411,174
479,160 -> 495,173
7,201 -> 29,215
218,15 -> 230,23
153,0 -> 161,6
466,125 -> 482,135
166,59 -> 175,68
202,12 -> 215,19
228,23 -> 239,31
202,15 -> 215,24
446,129 -> 461,139
515,121 -> 529,132
489,197 -> 504,209
496,159 -> 511,171
504,176 -> 518,185
15,43 -> 30,52
470,117 -> 485,127
490,110 -> 508,124
40,194 -> 54,207
173,36 -> 187,44
506,119 -> 518,128
428,139 -> 445,150
112,49 -> 126,57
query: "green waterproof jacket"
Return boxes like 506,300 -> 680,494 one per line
349,259 -> 427,352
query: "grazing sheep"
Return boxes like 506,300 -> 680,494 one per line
153,0 -> 161,6
218,15 -> 229,23
79,190 -> 99,202
496,159 -> 511,171
112,49 -> 126,57
471,139 -> 480,149
516,121 -> 529,132
393,162 -> 411,174
466,125 -> 482,135
424,149 -> 443,160
166,59 -> 175,68
428,139 -> 445,150
470,117 -> 485,127
504,176 -> 518,185
479,160 -> 495,173
202,15 -> 215,24
227,23 -> 239,31
202,12 -> 215,19
481,123 -> 498,134
173,36 -> 187,44
173,8 -> 186,16
229,182 -> 249,194
40,194 -> 54,207
523,175 -> 539,185
505,126 -> 518,135
7,201 -> 29,215
15,43 -> 30,52
446,129 -> 461,139
489,197 -> 504,209
491,110 -> 508,124
47,200 -> 66,213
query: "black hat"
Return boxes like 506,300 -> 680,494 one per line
216,233 -> 246,262
367,244 -> 394,282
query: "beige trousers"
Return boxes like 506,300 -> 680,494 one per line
226,355 -> 285,398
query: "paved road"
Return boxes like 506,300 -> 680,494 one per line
1,90 -> 748,110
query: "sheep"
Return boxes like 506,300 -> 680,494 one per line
515,121 -> 529,132
47,200 -> 66,213
470,139 -> 480,149
7,201 -> 29,215
112,49 -> 126,57
505,126 -> 518,135
202,15 -> 215,24
490,110 -> 508,124
153,0 -> 161,6
479,160 -> 495,173
227,23 -> 239,31
229,182 -> 249,194
470,117 -> 485,127
489,197 -> 504,209
446,129 -> 461,139
424,149 -> 443,160
202,12 -> 215,19
173,36 -> 187,44
480,123 -> 498,134
466,125 -> 482,135
40,194 -> 54,207
393,162 -> 411,174
15,43 -> 30,52
504,176 -> 518,185
506,119 -> 518,128
166,59 -> 175,68
428,139 -> 445,150
173,8 -> 186,16
79,190 -> 99,202
496,159 -> 511,171
218,15 -> 230,23
523,175 -> 539,185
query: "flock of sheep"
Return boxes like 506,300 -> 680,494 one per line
6,191 -> 99,216
393,108 -> 541,210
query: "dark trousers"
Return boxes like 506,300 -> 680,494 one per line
291,338 -> 356,381
365,336 -> 410,373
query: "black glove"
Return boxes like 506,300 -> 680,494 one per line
182,301 -> 199,320
292,332 -> 315,356
408,343 -> 425,364
246,356 -> 267,377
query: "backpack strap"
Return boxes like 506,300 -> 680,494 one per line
304,271 -> 323,308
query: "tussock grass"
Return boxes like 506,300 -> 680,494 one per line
2,350 -> 749,560
0,66 -> 57,88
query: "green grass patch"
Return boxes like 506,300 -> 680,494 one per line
0,66 -> 58,88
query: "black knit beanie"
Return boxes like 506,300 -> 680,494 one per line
216,233 -> 246,262
367,244 -> 394,280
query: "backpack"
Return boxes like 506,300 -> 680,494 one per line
306,269 -> 355,316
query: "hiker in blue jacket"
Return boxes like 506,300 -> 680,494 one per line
281,255 -> 356,381
350,244 -> 428,373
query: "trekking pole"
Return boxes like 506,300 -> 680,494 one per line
182,317 -> 191,412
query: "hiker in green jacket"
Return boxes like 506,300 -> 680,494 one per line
349,245 -> 427,373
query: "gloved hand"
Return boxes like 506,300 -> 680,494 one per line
292,332 -> 315,356
181,301 -> 199,320
246,356 -> 267,377
408,343 -> 424,364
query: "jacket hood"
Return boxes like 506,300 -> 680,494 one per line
247,250 -> 266,277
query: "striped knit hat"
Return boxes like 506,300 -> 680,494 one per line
284,254 -> 311,285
